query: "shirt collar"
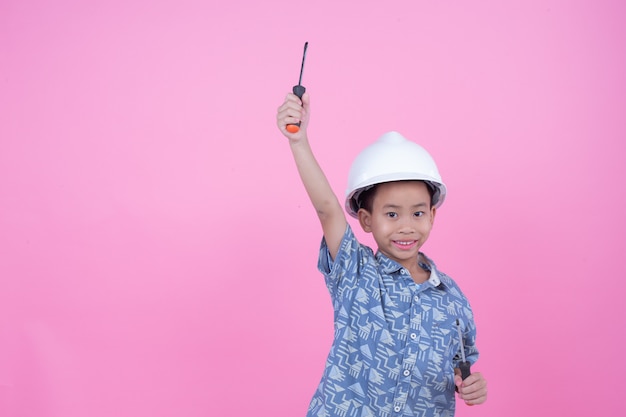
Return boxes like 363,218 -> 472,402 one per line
375,251 -> 446,289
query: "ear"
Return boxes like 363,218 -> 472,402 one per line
430,206 -> 437,226
358,209 -> 373,233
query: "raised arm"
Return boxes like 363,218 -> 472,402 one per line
276,92 -> 347,259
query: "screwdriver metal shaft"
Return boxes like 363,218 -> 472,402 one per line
455,319 -> 472,380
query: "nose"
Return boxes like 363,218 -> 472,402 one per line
398,215 -> 416,233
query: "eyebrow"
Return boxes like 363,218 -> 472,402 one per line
382,202 -> 428,209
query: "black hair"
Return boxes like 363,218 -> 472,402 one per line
357,180 -> 436,213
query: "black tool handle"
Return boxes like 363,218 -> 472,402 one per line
459,361 -> 472,380
293,84 -> 306,98
287,85 -> 306,130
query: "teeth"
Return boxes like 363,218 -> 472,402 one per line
396,241 -> 414,246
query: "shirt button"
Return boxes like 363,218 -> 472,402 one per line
394,406 -> 401,412
410,333 -> 417,340
403,369 -> 410,376
414,295 -> 419,302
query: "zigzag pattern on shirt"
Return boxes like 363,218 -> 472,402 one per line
309,226 -> 477,417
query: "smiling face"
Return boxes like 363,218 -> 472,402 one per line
357,181 -> 436,271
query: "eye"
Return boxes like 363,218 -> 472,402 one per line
386,212 -> 398,218
414,211 -> 425,217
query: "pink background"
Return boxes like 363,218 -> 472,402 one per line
1,0 -> 625,416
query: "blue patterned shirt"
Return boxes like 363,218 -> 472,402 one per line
307,225 -> 479,417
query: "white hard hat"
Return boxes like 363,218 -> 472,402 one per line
345,131 -> 447,218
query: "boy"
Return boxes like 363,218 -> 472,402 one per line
276,92 -> 487,417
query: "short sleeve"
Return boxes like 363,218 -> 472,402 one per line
317,224 -> 364,304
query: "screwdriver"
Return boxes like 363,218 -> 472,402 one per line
455,319 -> 472,381
286,41 -> 308,133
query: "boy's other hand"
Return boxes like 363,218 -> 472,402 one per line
276,92 -> 310,142
454,372 -> 488,406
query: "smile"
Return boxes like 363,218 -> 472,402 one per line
392,240 -> 418,250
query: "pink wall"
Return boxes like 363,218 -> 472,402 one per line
1,0 -> 625,416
